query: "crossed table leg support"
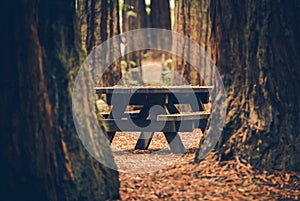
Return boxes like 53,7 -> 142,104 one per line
106,102 -> 187,154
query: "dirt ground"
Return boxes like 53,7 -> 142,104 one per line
110,132 -> 300,201
142,59 -> 163,84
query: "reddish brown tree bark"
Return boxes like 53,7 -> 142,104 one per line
0,0 -> 120,200
79,0 -> 122,86
174,0 -> 300,171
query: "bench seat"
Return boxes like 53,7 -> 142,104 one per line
101,110 -> 140,118
157,111 -> 210,121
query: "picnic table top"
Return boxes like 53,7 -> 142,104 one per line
95,85 -> 213,94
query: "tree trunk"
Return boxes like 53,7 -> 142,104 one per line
150,0 -> 172,60
79,0 -> 122,86
121,0 -> 147,85
0,0 -> 120,200
212,0 -> 300,171
150,0 -> 171,29
122,0 -> 147,32
172,0 -> 210,85
174,0 -> 300,171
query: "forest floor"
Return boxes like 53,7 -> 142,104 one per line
110,131 -> 300,201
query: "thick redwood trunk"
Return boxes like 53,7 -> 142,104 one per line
211,0 -> 300,171
174,0 -> 300,171
0,0 -> 120,200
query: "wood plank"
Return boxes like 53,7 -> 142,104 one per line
157,111 -> 210,121
107,132 -> 116,143
95,86 -> 212,94
101,110 -> 140,119
106,93 -> 167,105
134,132 -> 154,150
106,93 -> 209,105
163,132 -> 186,154
102,119 -> 203,132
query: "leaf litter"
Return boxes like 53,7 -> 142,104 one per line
109,131 -> 300,200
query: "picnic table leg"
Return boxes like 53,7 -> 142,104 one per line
135,132 -> 154,150
163,132 -> 186,154
190,98 -> 209,131
107,132 -> 116,143
166,103 -> 179,114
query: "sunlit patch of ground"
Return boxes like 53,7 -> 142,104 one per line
111,130 -> 202,174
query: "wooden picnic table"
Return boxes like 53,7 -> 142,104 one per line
95,86 -> 212,154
